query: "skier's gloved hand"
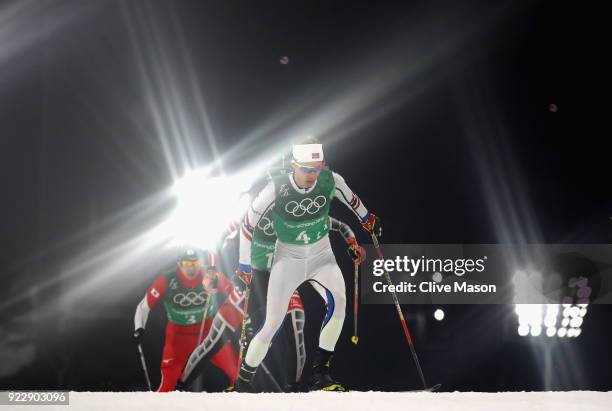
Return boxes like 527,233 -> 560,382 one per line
234,265 -> 252,292
203,269 -> 219,294
347,237 -> 366,265
361,213 -> 382,238
133,328 -> 145,344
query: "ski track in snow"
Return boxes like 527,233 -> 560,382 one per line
14,391 -> 611,411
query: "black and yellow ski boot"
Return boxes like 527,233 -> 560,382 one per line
308,348 -> 347,392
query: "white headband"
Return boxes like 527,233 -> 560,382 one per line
292,143 -> 324,163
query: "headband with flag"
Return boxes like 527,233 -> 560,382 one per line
292,143 -> 324,163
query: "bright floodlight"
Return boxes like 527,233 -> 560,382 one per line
515,303 -> 587,339
168,168 -> 253,250
518,324 -> 529,337
434,308 -> 445,321
514,270 -> 589,338
570,306 -> 580,317
544,315 -> 557,328
530,326 -> 542,337
515,304 -> 538,337
570,317 -> 583,328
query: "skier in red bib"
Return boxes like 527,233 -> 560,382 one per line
133,248 -> 239,391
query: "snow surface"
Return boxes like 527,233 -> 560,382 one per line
21,391 -> 612,411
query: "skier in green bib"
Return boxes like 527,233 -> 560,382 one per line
234,138 -> 381,392
133,248 -> 239,391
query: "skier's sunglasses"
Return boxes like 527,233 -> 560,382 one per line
293,161 -> 325,173
180,259 -> 203,269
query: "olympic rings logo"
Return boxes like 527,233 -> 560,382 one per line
173,291 -> 207,307
284,196 -> 327,217
257,216 -> 275,236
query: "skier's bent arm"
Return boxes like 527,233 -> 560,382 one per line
134,297 -> 150,330
238,182 -> 275,272
329,216 -> 356,244
332,172 -> 369,221
330,216 -> 366,264
134,274 -> 166,330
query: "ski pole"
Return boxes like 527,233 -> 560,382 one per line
260,361 -> 283,392
370,232 -> 429,390
351,261 -> 359,344
137,343 -> 152,391
236,283 -> 252,371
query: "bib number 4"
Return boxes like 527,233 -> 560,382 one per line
295,230 -> 311,244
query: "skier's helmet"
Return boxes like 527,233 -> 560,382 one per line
178,248 -> 203,268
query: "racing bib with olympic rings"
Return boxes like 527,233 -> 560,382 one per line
271,168 -> 335,245
252,208 -> 277,270
161,269 -> 215,325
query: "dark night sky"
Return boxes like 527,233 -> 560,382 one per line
0,0 -> 610,392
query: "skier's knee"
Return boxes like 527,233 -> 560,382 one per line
331,290 -> 346,316
257,315 -> 285,342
